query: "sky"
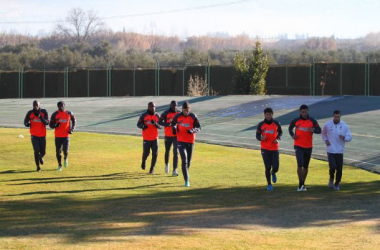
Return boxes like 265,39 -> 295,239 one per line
1,0 -> 379,39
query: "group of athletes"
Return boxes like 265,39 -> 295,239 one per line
24,100 -> 76,172
257,104 -> 352,191
24,99 -> 352,190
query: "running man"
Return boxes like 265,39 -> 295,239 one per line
24,100 -> 49,172
49,101 -> 76,171
137,102 -> 162,174
159,100 -> 180,176
288,104 -> 321,191
321,110 -> 352,191
256,108 -> 282,191
171,101 -> 201,187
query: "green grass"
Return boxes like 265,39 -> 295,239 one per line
1,127 -> 380,250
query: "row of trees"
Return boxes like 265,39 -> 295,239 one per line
1,42 -> 380,70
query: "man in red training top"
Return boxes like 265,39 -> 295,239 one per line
49,101 -> 76,171
159,100 -> 180,176
256,107 -> 282,191
24,100 -> 49,172
288,104 -> 321,191
137,102 -> 162,174
171,101 -> 201,187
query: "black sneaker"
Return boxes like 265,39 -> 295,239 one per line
37,166 -> 41,172
39,157 -> 44,165
141,163 -> 146,170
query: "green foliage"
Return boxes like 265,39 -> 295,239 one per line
233,40 -> 269,95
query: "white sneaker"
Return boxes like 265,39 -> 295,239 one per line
172,170 -> 179,176
334,185 -> 340,191
297,185 -> 307,191
165,164 -> 169,174
328,180 -> 334,189
57,165 -> 62,171
64,158 -> 68,168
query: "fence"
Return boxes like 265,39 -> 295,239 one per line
1,62 -> 379,98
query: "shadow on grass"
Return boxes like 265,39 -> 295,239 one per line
1,180 -> 380,243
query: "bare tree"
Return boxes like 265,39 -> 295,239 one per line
55,8 -> 105,43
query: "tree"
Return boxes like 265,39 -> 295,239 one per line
55,8 -> 105,43
233,39 -> 269,94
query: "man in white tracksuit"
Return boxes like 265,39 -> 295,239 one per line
321,110 -> 352,191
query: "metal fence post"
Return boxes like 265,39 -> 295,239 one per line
133,67 -> 136,96
312,58 -> 315,96
183,67 -> 186,96
340,64 -> 343,96
43,69 -> 46,98
87,69 -> 90,97
155,60 -> 160,96
367,56 -> 370,96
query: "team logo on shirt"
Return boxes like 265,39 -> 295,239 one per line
180,123 -> 190,128
59,119 -> 68,122
264,129 -> 275,134
32,119 -> 42,123
298,127 -> 310,132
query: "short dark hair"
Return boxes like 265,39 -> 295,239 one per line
300,104 -> 308,111
264,107 -> 273,114
148,102 -> 155,107
333,110 -> 341,115
170,100 -> 178,106
182,101 -> 190,109
57,101 -> 65,107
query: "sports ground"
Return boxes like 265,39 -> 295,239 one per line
1,96 -> 380,249
1,95 -> 379,172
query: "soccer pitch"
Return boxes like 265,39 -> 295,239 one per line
0,96 -> 380,249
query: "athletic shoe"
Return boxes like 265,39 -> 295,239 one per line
57,165 -> 62,171
64,158 -> 68,168
172,170 -> 179,176
141,163 -> 146,170
165,163 -> 169,174
334,185 -> 340,191
37,166 -> 41,172
271,171 -> 277,183
39,157 -> 44,165
297,185 -> 307,191
185,181 -> 190,187
149,168 -> 155,174
328,180 -> 334,189
266,184 -> 273,191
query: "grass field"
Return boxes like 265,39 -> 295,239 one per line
1,127 -> 380,250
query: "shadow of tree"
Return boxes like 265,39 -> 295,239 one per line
1,180 -> 379,243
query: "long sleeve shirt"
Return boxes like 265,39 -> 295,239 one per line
321,119 -> 352,154
171,112 -> 201,143
288,115 -> 321,148
137,110 -> 161,141
256,119 -> 282,151
24,109 -> 49,137
49,110 -> 76,138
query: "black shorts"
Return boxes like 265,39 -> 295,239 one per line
294,146 -> 312,169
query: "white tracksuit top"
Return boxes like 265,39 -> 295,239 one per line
321,119 -> 352,154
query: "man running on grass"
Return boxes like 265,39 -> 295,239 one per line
49,101 -> 76,171
288,104 -> 321,191
24,100 -> 49,172
171,101 -> 201,187
256,107 -> 282,191
137,102 -> 162,174
159,100 -> 180,176
321,110 -> 352,191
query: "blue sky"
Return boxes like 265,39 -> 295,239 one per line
1,0 -> 379,39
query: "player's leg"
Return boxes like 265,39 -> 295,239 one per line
261,149 -> 272,186
39,137 -> 46,166
271,150 -> 279,184
62,138 -> 70,167
172,137 -> 179,176
149,139 -> 158,174
302,147 -> 312,185
178,142 -> 189,185
141,140 -> 150,170
31,136 -> 41,171
335,154 -> 344,190
295,146 -> 304,190
164,137 -> 172,174
55,138 -> 63,170
327,153 -> 337,189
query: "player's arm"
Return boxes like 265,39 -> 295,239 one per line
343,123 -> 353,142
158,111 -> 169,127
288,119 -> 296,137
49,112 -> 58,129
40,109 -> 49,125
256,122 -> 263,141
321,124 -> 330,145
69,111 -> 76,133
24,111 -> 32,127
137,113 -> 147,129
311,118 -> 321,134
188,114 -> 201,134
154,114 -> 162,129
275,120 -> 283,140
171,114 -> 179,135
